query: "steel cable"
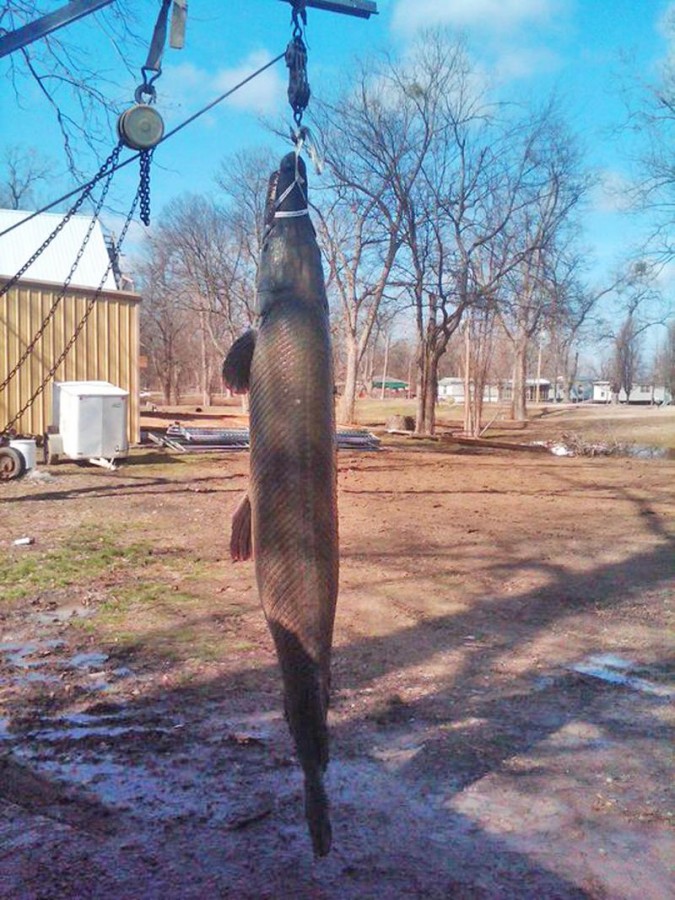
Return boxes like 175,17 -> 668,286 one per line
0,51 -> 286,241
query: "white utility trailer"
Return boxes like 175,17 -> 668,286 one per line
45,381 -> 129,469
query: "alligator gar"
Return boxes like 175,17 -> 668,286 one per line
223,151 -> 339,856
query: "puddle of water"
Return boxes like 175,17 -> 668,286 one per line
26,724 -> 171,743
10,672 -> 62,686
545,440 -> 675,460
112,667 -> 133,679
63,651 -> 109,670
0,639 -> 65,669
571,654 -> 673,698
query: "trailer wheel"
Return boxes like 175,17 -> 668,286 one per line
43,434 -> 60,465
0,446 -> 26,480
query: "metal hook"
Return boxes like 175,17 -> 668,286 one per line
134,82 -> 157,105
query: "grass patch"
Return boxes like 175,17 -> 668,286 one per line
99,582 -> 198,620
0,529 -> 152,603
94,580 -> 251,663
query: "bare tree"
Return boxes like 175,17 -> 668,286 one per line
387,34 -> 508,435
596,260 -> 670,402
496,107 -> 590,420
396,51 -> 588,432
545,252 -> 623,403
462,302 -> 498,437
0,143 -> 53,208
310,54 -> 425,425
2,1 -> 145,173
622,8 -> 675,267
215,147 -> 276,327
611,315 -> 642,401
137,240 -> 193,404
652,319 -> 675,399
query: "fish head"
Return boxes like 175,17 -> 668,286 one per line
267,152 -> 308,218
258,151 -> 327,318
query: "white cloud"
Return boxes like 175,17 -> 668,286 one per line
214,50 -> 285,115
493,45 -> 562,81
391,0 -> 564,34
158,51 -> 285,121
590,170 -> 633,214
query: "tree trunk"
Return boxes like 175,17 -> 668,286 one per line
162,374 -> 172,405
425,356 -> 439,434
511,342 -> 528,421
463,323 -> 473,435
415,346 -> 430,434
365,339 -> 376,395
380,333 -> 390,401
416,348 -> 439,435
565,350 -> 579,402
338,336 -> 359,425
199,312 -> 211,407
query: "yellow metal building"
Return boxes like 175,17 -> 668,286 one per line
0,210 -> 141,443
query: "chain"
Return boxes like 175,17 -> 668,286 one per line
0,144 -> 123,302
286,1 -> 310,129
139,149 -> 153,226
3,191 -> 141,434
0,145 -> 122,395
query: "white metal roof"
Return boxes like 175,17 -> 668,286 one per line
0,209 -> 118,291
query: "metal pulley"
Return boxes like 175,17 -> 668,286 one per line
117,102 -> 165,152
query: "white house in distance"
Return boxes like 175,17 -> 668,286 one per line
438,377 -> 500,403
592,381 -> 672,405
438,377 -> 549,403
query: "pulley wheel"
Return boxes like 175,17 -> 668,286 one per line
117,104 -> 165,151
0,446 -> 26,481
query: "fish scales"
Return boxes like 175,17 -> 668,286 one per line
223,152 -> 339,856
252,309 -> 337,630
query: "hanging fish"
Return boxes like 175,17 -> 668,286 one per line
223,151 -> 339,857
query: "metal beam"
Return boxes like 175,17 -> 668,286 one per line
279,0 -> 378,19
0,0 -> 116,59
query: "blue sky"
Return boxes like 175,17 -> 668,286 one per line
1,0 -> 673,329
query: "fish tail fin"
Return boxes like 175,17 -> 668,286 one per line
293,682 -> 332,855
271,625 -> 333,854
304,769 -> 332,857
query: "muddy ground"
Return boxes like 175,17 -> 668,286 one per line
1,405 -> 673,899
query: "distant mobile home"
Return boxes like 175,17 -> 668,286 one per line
0,210 -> 141,442
592,381 -> 672,405
438,377 -> 500,403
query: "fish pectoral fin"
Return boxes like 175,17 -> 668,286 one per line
222,329 -> 257,393
230,493 -> 252,562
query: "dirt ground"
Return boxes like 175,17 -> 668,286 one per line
1,404 -> 673,899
